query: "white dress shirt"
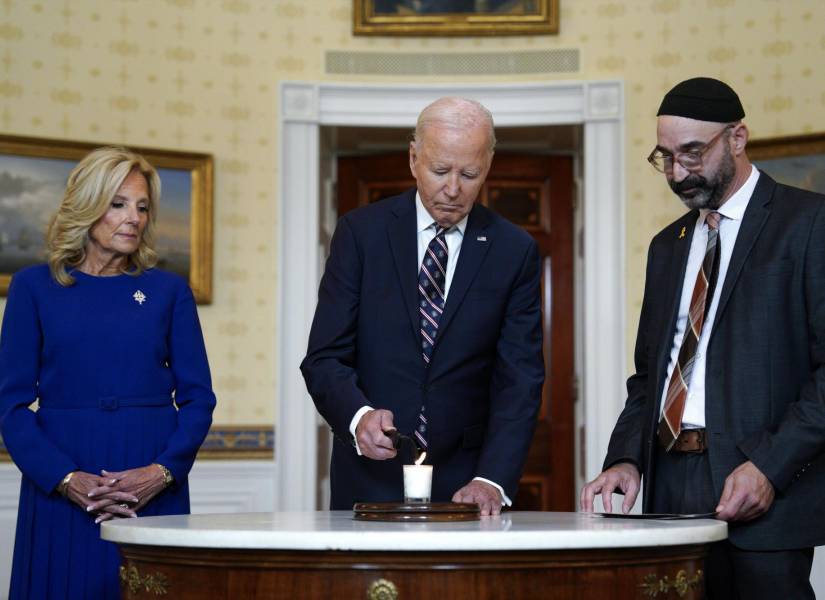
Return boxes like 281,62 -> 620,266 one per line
349,193 -> 510,505
660,166 -> 760,427
415,194 -> 468,297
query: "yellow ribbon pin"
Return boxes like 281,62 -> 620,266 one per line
678,226 -> 686,239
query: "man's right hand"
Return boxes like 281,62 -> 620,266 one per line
355,409 -> 398,460
579,462 -> 640,514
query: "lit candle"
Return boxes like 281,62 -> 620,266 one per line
403,452 -> 432,504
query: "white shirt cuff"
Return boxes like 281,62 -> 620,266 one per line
473,477 -> 512,507
349,406 -> 373,456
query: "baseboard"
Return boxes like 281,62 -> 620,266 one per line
188,460 -> 276,514
0,465 -> 21,599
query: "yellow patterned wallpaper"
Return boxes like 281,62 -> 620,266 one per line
0,0 -> 822,425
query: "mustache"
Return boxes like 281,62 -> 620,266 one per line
669,174 -> 708,194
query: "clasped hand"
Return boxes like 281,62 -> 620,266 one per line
63,465 -> 167,524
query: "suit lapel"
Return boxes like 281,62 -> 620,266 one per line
432,204 -> 492,348
387,191 -> 422,345
654,211 -> 697,405
711,172 -> 774,332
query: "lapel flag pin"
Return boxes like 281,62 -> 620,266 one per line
477,236 -> 487,242
678,226 -> 686,239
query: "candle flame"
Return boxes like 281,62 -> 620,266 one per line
415,451 -> 427,466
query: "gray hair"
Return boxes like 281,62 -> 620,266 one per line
413,97 -> 496,154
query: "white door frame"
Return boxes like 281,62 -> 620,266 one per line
276,81 -> 627,510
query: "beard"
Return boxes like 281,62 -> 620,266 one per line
669,147 -> 735,210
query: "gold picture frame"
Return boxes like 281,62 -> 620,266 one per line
353,0 -> 559,36
748,132 -> 825,196
0,134 -> 214,303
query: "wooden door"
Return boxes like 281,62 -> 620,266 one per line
337,152 -> 575,511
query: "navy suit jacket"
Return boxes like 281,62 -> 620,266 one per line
604,172 -> 825,550
301,188 -> 544,509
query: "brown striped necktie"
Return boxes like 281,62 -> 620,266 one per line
658,211 -> 722,451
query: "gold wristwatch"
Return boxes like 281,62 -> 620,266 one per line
58,471 -> 75,496
154,463 -> 174,487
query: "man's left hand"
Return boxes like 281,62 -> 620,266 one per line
715,461 -> 775,522
452,480 -> 503,516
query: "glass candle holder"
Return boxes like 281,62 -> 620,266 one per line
403,464 -> 433,504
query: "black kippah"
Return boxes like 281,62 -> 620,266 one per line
657,77 -> 745,122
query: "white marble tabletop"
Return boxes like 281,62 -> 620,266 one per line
101,511 -> 727,551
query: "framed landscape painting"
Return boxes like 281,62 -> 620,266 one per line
0,135 -> 213,303
749,132 -> 825,196
353,0 -> 559,36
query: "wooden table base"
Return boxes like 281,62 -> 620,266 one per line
118,543 -> 707,599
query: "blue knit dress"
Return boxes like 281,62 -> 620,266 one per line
0,264 -> 216,599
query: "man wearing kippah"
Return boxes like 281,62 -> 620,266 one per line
581,77 -> 825,598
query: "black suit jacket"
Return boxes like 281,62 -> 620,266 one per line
301,188 -> 544,509
605,172 -> 825,550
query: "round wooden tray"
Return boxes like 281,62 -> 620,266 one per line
353,502 -> 480,522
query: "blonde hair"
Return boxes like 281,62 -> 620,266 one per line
46,146 -> 161,286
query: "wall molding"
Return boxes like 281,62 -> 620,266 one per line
0,465 -> 19,594
2,425 -> 275,462
325,49 -> 580,76
198,425 -> 275,460
187,460 -> 275,514
277,80 -> 627,511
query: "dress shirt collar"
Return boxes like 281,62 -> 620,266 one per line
698,164 -> 759,226
415,191 -> 468,236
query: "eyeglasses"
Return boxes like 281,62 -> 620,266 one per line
647,125 -> 734,174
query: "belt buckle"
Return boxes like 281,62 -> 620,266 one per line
682,429 -> 705,453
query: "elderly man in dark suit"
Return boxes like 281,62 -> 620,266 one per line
581,77 -> 825,598
301,97 -> 544,516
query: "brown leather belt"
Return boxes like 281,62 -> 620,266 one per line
666,428 -> 708,453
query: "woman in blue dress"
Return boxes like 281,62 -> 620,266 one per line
0,147 -> 216,598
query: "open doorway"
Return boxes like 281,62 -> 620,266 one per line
315,124 -> 583,511
277,81 -> 625,515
